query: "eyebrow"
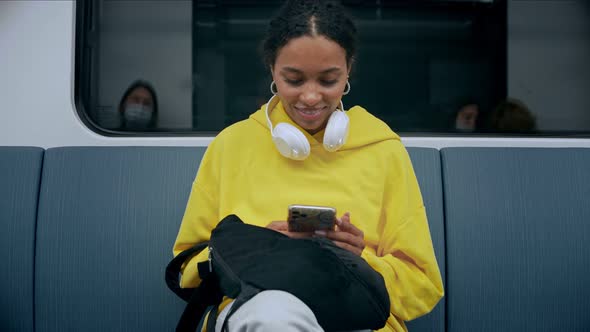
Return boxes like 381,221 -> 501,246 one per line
281,67 -> 342,74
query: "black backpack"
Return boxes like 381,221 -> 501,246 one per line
166,215 -> 390,332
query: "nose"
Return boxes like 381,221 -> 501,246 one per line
299,84 -> 321,107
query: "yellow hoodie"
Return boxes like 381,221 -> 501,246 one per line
173,101 -> 444,331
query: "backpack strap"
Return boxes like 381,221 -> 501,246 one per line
217,283 -> 261,332
166,242 -> 224,332
165,242 -> 209,302
205,304 -> 219,332
176,276 -> 222,332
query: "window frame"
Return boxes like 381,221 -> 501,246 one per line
73,0 -> 590,138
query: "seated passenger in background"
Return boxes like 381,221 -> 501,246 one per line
453,100 -> 480,132
489,97 -> 536,133
118,80 -> 158,130
173,1 -> 443,331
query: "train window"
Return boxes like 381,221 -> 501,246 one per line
75,0 -> 590,136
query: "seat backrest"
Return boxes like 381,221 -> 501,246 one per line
405,147 -> 446,332
0,147 -> 44,332
35,147 -> 206,332
442,147 -> 590,331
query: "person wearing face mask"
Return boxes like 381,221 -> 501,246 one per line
454,103 -> 479,132
118,80 -> 158,130
173,1 -> 443,331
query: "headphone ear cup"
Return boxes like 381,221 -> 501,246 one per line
323,110 -> 350,152
272,123 -> 310,160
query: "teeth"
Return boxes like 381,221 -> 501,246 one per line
298,109 -> 320,115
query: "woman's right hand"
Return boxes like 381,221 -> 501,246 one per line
266,221 -> 314,239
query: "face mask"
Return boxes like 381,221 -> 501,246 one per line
455,118 -> 475,132
124,103 -> 153,128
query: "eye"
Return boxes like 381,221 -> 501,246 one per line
284,78 -> 303,86
320,79 -> 338,87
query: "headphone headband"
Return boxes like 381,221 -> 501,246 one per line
264,96 -> 349,160
264,95 -> 280,134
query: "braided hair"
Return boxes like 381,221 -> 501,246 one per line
262,0 -> 357,69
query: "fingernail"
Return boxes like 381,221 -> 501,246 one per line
314,230 -> 327,236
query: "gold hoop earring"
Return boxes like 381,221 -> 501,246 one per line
342,81 -> 351,95
270,81 -> 278,95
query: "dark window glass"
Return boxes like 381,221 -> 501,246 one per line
75,0 -> 590,136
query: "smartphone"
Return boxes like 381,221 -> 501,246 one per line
287,204 -> 337,232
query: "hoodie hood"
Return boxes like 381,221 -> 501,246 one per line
250,98 -> 400,151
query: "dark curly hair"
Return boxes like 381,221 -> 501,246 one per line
262,0 -> 357,69
489,98 -> 536,132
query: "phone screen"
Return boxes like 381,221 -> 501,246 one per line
287,204 -> 336,232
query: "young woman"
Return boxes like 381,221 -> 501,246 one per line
118,80 -> 158,130
173,1 -> 443,331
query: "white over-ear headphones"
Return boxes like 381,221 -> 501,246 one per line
265,94 -> 350,160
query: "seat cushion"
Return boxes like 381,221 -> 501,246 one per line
405,147 -> 446,332
442,147 -> 590,331
35,147 -> 206,332
0,146 -> 44,332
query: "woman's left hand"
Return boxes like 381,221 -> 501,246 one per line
315,212 -> 365,256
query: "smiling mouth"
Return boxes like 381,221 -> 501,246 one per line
295,107 -> 326,120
